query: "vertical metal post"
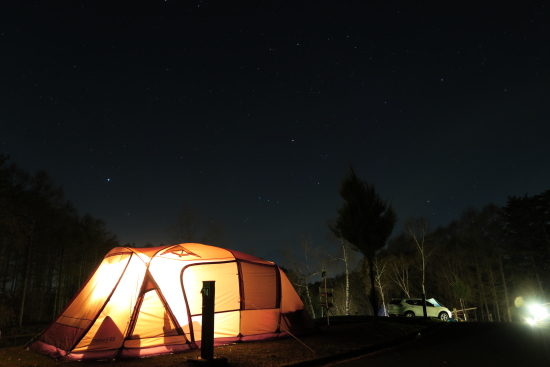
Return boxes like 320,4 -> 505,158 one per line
201,281 -> 215,360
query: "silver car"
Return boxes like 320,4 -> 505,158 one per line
388,298 -> 452,321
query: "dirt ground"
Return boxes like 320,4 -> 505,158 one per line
0,316 -> 436,367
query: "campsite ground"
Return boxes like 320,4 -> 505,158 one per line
0,316 -> 436,367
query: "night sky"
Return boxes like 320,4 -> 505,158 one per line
2,1 -> 549,264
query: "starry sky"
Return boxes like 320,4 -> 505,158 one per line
2,1 -> 549,264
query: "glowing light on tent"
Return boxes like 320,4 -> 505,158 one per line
89,255 -> 131,303
90,275 -> 116,303
30,244 -> 315,362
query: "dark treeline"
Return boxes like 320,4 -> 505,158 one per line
288,191 -> 550,322
1,154 -> 548,326
0,155 -> 119,327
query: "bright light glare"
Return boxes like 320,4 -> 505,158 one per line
526,317 -> 536,326
529,305 -> 548,320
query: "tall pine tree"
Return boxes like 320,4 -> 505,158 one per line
332,165 -> 397,317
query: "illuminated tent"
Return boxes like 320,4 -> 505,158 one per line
30,243 -> 314,361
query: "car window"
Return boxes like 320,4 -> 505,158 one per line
426,301 -> 434,307
390,300 -> 402,305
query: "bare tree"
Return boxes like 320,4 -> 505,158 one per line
373,255 -> 391,316
326,221 -> 356,315
406,217 -> 435,318
201,216 -> 228,248
169,202 -> 227,247
283,236 -> 324,319
388,252 -> 412,298
169,201 -> 202,242
441,254 -> 471,321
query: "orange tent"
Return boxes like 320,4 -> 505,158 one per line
30,243 -> 314,361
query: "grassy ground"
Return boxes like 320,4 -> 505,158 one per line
0,316 -> 437,367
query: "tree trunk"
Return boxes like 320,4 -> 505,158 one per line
498,256 -> 510,321
460,298 -> 467,321
403,266 -> 411,298
531,255 -> 545,297
53,243 -> 65,319
304,283 -> 316,319
343,240 -> 350,316
488,265 -> 501,322
475,256 -> 490,321
0,243 -> 11,293
11,246 -> 22,294
368,256 -> 378,318
540,221 -> 550,257
374,258 -> 388,316
390,256 -> 411,298
19,228 -> 34,326
421,255 -> 427,318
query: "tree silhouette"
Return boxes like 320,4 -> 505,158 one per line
0,158 -> 119,326
169,201 -> 228,248
332,165 -> 397,318
503,192 -> 550,299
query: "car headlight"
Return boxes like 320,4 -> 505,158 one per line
525,304 -> 549,325
529,304 -> 548,321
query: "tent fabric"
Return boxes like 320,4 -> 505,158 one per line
31,243 -> 315,361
